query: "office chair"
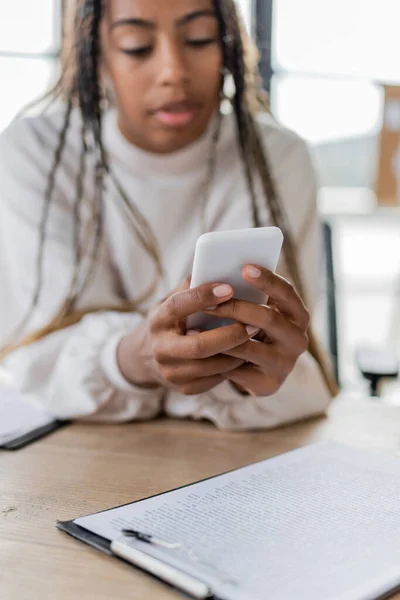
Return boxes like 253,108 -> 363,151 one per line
322,221 -> 399,396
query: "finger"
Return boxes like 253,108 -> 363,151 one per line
224,340 -> 292,376
242,265 -> 310,331
153,283 -> 234,330
158,276 -> 192,306
154,324 -> 259,361
224,364 -> 281,397
206,299 -> 309,354
176,375 -> 224,396
160,355 -> 245,385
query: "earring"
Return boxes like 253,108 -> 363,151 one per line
223,72 -> 236,101
220,68 -> 236,114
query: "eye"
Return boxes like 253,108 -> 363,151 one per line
186,38 -> 218,48
121,46 -> 152,58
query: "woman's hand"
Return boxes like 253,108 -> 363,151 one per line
117,281 -> 259,395
205,265 -> 310,397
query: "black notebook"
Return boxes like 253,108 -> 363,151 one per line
58,442 -> 400,600
0,386 -> 65,450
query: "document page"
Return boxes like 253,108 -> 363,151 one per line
0,387 -> 55,445
75,442 -> 400,600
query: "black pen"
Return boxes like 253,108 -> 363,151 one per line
122,528 -> 182,549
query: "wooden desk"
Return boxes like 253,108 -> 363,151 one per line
1,397 -> 400,599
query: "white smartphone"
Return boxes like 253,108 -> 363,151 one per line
187,227 -> 284,331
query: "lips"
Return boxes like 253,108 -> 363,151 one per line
152,100 -> 201,128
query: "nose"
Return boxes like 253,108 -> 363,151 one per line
157,38 -> 188,87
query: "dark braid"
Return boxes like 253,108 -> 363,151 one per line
213,0 -> 337,395
247,116 -> 338,395
213,0 -> 261,229
64,121 -> 87,313
68,0 -> 107,305
0,98 -> 73,358
76,0 -> 164,290
64,1 -> 163,317
76,0 -> 103,145
1,0 -> 337,394
65,0 -> 163,313
35,0 -> 107,325
0,97 -> 75,359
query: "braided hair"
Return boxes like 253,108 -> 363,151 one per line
0,0 -> 337,394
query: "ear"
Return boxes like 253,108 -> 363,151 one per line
98,67 -> 116,107
98,17 -> 116,108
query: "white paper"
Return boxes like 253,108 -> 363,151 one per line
0,386 -> 54,445
75,442 -> 400,600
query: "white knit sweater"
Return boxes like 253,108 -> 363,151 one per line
0,108 -> 331,430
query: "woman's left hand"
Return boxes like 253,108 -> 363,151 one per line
205,265 -> 310,397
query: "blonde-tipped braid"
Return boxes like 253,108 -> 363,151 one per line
0,0 -> 338,397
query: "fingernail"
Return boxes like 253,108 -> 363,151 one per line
186,330 -> 200,336
246,326 -> 260,337
213,284 -> 233,298
245,266 -> 261,279
206,305 -> 218,310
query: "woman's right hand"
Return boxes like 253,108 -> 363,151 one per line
117,282 -> 259,395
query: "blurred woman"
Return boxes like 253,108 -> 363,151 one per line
0,0 -> 336,429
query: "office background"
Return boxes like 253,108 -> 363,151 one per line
3,0 -> 400,189
1,0 -> 400,395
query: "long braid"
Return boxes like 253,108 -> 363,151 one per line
76,0 -> 164,295
37,99 -> 73,310
2,0 -> 337,395
72,0 -> 107,301
213,0 -> 338,395
63,0 -> 162,309
0,98 -> 73,360
61,121 -> 87,315
213,0 -> 261,228
33,0 -> 106,325
248,117 -> 339,395
0,0 -> 163,359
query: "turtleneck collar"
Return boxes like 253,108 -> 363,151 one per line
103,109 -> 229,177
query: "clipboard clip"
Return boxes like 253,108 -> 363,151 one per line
122,528 -> 182,549
111,536 -> 212,600
120,528 -> 239,590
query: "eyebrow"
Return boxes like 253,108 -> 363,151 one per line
110,9 -> 216,32
177,9 -> 216,26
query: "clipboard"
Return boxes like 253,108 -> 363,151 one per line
58,487 -> 228,599
0,386 -> 68,451
57,465 -> 232,599
1,419 -> 67,450
57,520 -> 215,599
57,442 -> 400,600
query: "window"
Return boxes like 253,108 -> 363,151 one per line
0,2 -> 253,136
0,1 -> 61,134
267,0 -> 400,388
273,0 -> 400,81
270,0 -> 400,188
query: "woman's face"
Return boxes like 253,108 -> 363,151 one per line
100,0 -> 223,154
